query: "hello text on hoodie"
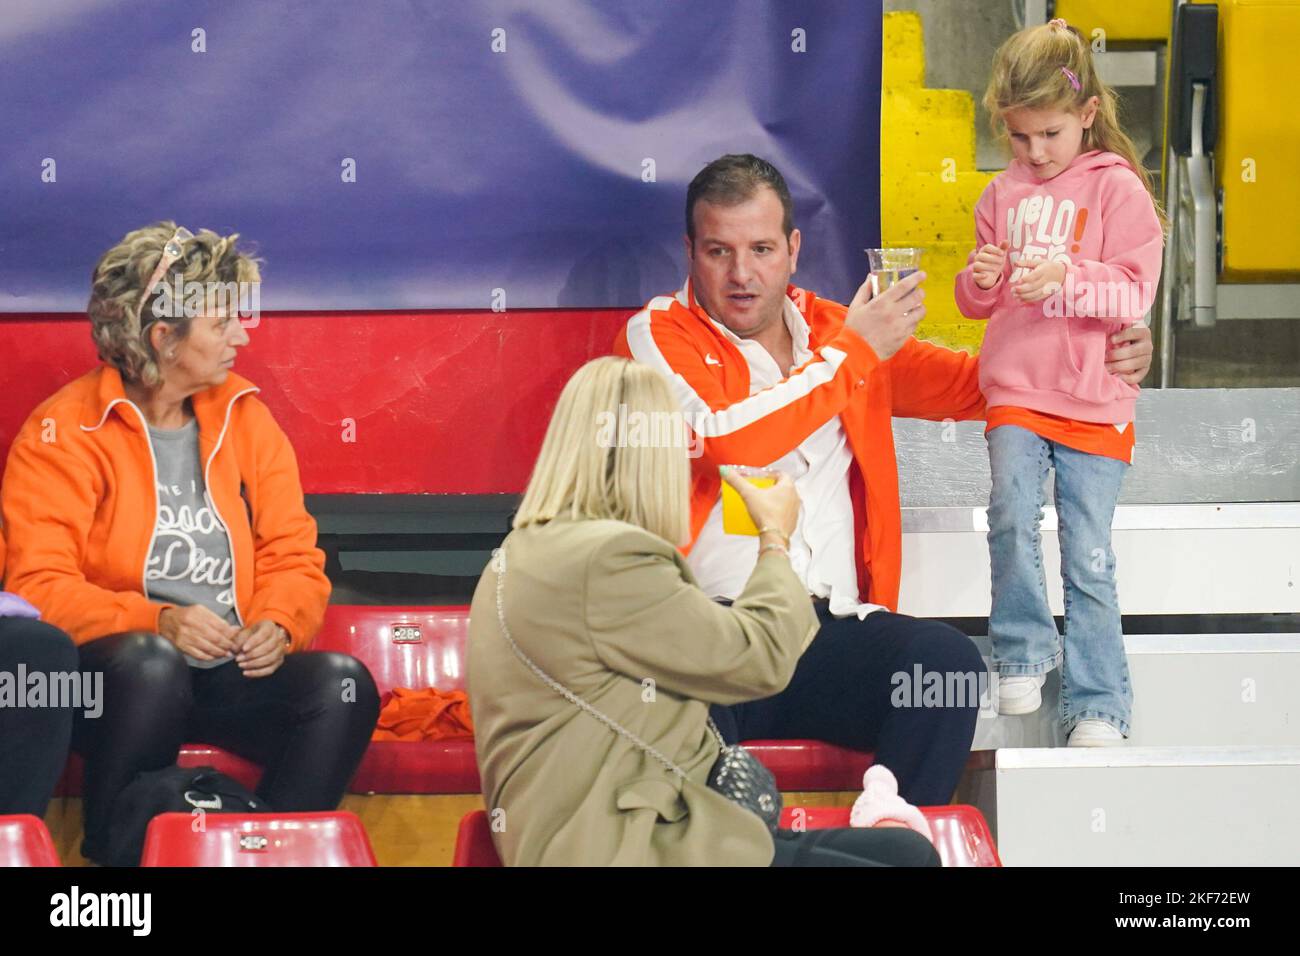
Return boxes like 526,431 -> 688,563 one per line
954,150 -> 1164,424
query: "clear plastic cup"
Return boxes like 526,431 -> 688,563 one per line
866,247 -> 924,297
720,465 -> 779,536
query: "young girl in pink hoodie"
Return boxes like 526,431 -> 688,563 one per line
955,19 -> 1164,747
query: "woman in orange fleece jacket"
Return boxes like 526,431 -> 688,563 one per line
1,223 -> 378,864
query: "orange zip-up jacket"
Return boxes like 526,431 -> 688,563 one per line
615,281 -> 987,612
0,365 -> 330,648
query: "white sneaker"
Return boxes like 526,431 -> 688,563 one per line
1068,719 -> 1125,747
996,674 -> 1046,715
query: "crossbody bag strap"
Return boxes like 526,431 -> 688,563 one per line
493,545 -> 724,782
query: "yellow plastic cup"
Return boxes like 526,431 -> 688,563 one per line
720,467 -> 777,536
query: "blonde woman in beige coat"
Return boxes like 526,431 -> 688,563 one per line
467,357 -> 939,867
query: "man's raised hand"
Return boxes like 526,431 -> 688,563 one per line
844,269 -> 926,361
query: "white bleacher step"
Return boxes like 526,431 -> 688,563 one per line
960,745 -> 1300,865
1126,634 -> 1300,747
969,633 -> 1300,750
899,502 -> 1300,617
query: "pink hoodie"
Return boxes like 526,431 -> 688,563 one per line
954,150 -> 1163,424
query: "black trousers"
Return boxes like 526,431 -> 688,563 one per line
712,604 -> 985,806
0,618 -> 79,816
771,825 -> 941,867
72,632 -> 380,864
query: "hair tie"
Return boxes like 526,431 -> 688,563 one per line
1061,67 -> 1082,91
1049,18 -> 1069,30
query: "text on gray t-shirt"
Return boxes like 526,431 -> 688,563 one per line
144,418 -> 239,668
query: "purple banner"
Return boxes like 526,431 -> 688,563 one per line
1,0 -> 882,311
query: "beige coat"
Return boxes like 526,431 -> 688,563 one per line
467,518 -> 818,866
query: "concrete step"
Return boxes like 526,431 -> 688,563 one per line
893,394 -> 1300,510
882,172 -> 994,242
899,503 -> 1300,618
1054,0 -> 1170,41
880,9 -> 990,355
900,240 -> 991,353
876,239 -> 978,330
883,11 -> 926,88
882,88 -> 977,169
1127,634 -> 1300,747
958,745 -> 1300,865
914,323 -> 985,354
967,633 -> 1300,750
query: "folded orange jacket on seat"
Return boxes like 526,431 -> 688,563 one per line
372,686 -> 475,742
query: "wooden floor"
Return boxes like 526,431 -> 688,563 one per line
44,790 -> 858,866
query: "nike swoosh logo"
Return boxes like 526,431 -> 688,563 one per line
705,354 -> 722,366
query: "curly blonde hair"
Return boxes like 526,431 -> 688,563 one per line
87,221 -> 262,386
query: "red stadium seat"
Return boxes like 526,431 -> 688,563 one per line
315,605 -> 472,693
56,606 -> 478,799
48,606 -> 920,797
56,746 -> 263,798
174,747 -> 263,790
313,605 -> 480,793
742,740 -> 876,791
452,805 -> 1001,867
140,811 -> 377,867
0,815 -> 61,867
777,805 -> 1002,867
452,809 -> 504,867
314,605 -> 890,794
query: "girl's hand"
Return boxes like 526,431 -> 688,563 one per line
1011,256 -> 1067,303
159,604 -> 239,661
972,241 -> 1009,290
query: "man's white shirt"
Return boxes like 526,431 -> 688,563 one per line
687,296 -> 887,620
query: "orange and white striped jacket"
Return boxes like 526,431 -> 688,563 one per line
614,279 -> 987,612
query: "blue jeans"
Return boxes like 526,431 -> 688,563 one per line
986,425 -> 1132,735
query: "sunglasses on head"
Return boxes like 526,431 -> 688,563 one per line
134,226 -> 195,318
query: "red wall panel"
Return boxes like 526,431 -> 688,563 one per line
0,310 -> 630,494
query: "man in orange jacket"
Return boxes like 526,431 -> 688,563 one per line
614,154 -> 1153,803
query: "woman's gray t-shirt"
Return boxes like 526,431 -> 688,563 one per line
144,418 -> 239,668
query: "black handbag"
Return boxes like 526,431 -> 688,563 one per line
702,724 -> 782,832
492,546 -> 782,833
102,764 -> 270,867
